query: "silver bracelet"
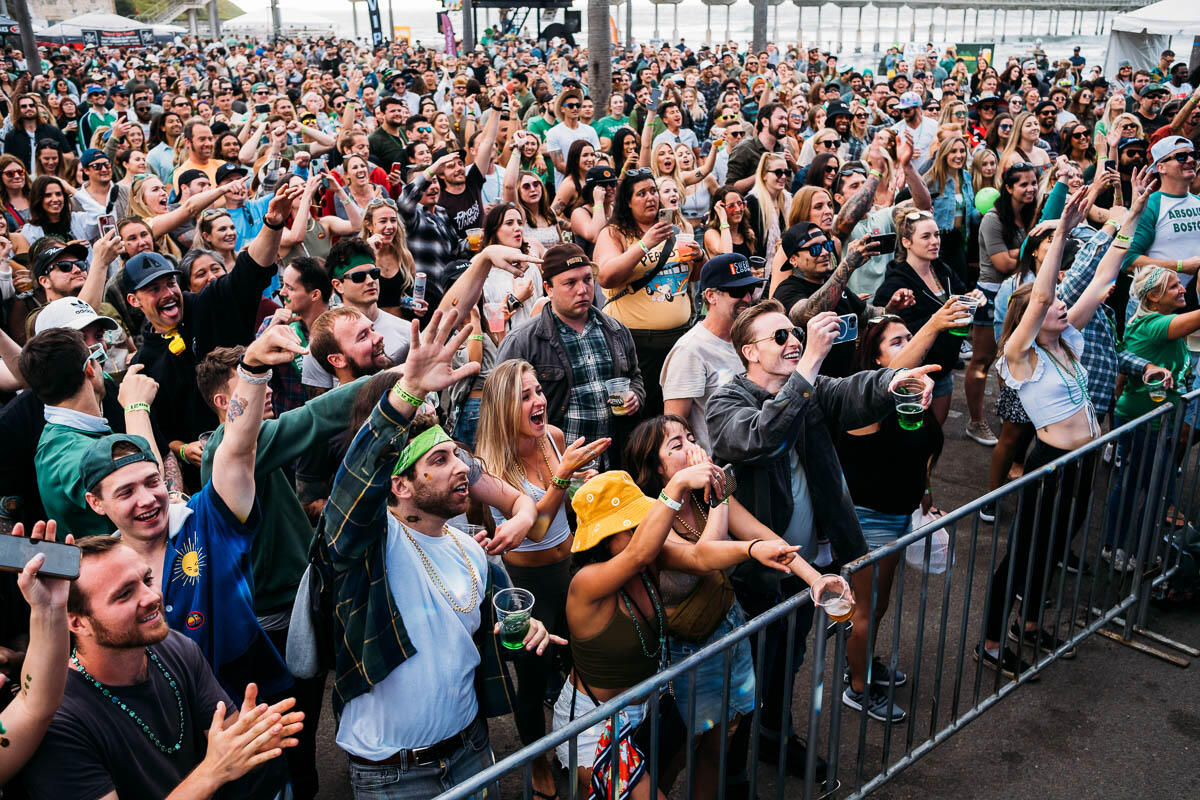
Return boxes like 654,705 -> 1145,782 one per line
236,365 -> 271,385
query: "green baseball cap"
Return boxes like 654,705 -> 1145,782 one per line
80,434 -> 157,493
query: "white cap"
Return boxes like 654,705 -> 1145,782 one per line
34,297 -> 119,336
1151,134 -> 1194,169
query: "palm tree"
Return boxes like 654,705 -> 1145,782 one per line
751,0 -> 768,53
587,0 -> 612,114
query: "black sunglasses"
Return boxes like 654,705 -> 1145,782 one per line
48,260 -> 87,274
801,240 -> 835,258
344,267 -> 381,283
1165,150 -> 1195,164
752,326 -> 805,346
562,102 -> 580,110
625,167 -> 653,180
723,284 -> 755,299
819,139 -> 841,148
766,168 -> 792,178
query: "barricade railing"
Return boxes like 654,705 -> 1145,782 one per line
438,389 -> 1200,800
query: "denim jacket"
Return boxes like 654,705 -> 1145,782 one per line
929,169 -> 980,234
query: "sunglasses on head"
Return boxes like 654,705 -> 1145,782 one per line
625,167 -> 653,180
867,313 -> 903,326
344,267 -> 381,283
752,326 -> 805,346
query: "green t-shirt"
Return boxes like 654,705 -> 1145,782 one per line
1116,311 -> 1191,424
35,422 -> 115,540
528,115 -> 555,141
592,114 -> 630,143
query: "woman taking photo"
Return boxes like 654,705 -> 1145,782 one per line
567,165 -> 618,258
19,175 -> 103,243
477,359 -> 612,800
362,197 -> 422,318
479,203 -> 545,330
981,188 -> 1130,676
964,162 -> 1038,448
595,168 -> 698,417
0,155 -> 31,233
624,414 -> 842,798
924,135 -> 980,285
999,111 -> 1051,174
703,186 -> 759,261
873,210 -> 983,424
555,464 -> 805,798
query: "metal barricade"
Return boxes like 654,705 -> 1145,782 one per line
436,389 -> 1200,800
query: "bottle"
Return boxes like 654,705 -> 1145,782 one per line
413,272 -> 427,303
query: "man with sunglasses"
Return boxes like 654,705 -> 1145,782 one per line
708,301 -> 935,785
79,148 -> 129,222
661,254 -> 762,451
968,93 -> 1000,151
889,91 -> 937,171
3,93 -> 70,171
1125,136 -> 1200,299
545,88 -> 600,186
80,85 -> 116,152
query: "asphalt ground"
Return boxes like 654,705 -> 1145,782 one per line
311,366 -> 1200,799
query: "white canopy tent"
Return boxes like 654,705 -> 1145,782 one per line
1105,0 -> 1200,76
224,7 -> 337,35
39,12 -> 153,37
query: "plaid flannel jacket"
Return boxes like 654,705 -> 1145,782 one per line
396,173 -> 467,292
317,393 -> 515,717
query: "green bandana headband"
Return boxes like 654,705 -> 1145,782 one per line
394,425 -> 453,476
332,251 -> 377,279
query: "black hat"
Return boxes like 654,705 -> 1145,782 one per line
825,101 -> 851,121
176,168 -> 208,187
33,241 -> 89,279
216,162 -> 248,183
780,223 -> 828,259
585,165 -> 617,185
699,253 -> 763,291
1034,100 -> 1057,115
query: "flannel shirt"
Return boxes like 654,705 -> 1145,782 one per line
255,316 -> 307,417
317,393 -> 515,716
555,310 -> 614,445
1058,227 -> 1150,418
397,173 -> 468,294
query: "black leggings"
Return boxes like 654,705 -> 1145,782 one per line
505,556 -> 572,745
985,440 -> 1096,641
630,324 -> 690,419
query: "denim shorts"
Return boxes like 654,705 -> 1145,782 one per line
932,369 -> 954,399
552,682 -> 648,771
974,282 -> 999,326
855,505 -> 913,550
667,604 -> 756,732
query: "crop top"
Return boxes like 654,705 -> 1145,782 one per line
997,326 -> 1098,434
489,438 -> 571,552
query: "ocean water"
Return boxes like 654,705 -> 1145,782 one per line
232,0 -> 1165,74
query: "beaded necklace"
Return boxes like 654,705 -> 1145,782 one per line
70,648 -> 185,754
618,571 -> 666,661
672,493 -> 708,542
400,523 -> 480,614
1036,343 -> 1099,436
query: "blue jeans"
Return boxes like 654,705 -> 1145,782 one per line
1104,417 -> 1177,551
347,716 -> 497,799
855,505 -> 913,550
452,397 -> 482,450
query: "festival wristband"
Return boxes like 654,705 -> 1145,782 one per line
424,168 -> 435,181
720,223 -> 730,230
638,239 -> 650,254
236,365 -> 271,385
469,334 -> 485,341
124,402 -> 151,415
657,490 -> 683,511
391,383 -> 424,409
238,358 -> 272,374
869,169 -> 883,179
1114,233 -> 1132,244
176,443 -> 188,461
550,475 -> 571,489
1178,259 -> 1185,273
1103,218 -> 1120,229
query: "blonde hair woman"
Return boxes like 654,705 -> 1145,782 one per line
362,197 -> 422,317
656,175 -> 693,234
999,111 -> 1051,173
970,148 -> 1001,193
747,151 -> 792,278
129,173 -> 236,261
770,184 -> 837,296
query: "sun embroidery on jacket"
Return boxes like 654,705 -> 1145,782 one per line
172,539 -> 206,586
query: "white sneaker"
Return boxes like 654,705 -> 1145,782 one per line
959,339 -> 974,360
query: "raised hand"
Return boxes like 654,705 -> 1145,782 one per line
399,309 -> 479,397
557,437 -> 612,477
243,323 -> 307,367
117,363 -> 159,408
484,245 -> 543,277
265,182 -> 302,227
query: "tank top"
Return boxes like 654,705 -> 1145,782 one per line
681,182 -> 710,219
490,438 -> 571,552
523,223 -> 562,250
571,578 -> 664,689
377,266 -> 408,310
997,326 -> 1098,434
284,218 -> 330,266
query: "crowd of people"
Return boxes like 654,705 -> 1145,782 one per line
0,27 -> 1197,800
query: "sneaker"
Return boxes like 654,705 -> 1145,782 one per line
979,502 -> 996,523
966,420 -> 999,446
845,657 -> 908,688
757,734 -> 828,784
1056,550 -> 1091,575
1008,622 -> 1077,659
960,339 -> 974,361
974,644 -> 1039,681
842,686 -> 907,722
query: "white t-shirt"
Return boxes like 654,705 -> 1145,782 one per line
301,306 -> 412,388
336,518 -> 487,756
544,122 -> 600,186
483,264 -> 544,331
659,324 -> 744,451
652,126 -> 700,154
890,116 -> 939,171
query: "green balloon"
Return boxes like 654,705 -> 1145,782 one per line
975,187 -> 1000,215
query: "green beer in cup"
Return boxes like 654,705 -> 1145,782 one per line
892,377 -> 926,431
493,587 -> 534,650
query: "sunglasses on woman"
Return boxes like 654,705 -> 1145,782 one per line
766,168 -> 792,178
752,326 -> 805,346
344,267 -> 381,283
998,123 -> 1013,132
819,139 -> 841,149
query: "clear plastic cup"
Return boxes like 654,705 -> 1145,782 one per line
892,377 -> 926,430
466,228 -> 483,251
604,377 -> 631,415
949,295 -> 980,337
1146,375 -> 1168,403
483,301 -> 506,333
813,577 -> 853,622
493,587 -> 534,650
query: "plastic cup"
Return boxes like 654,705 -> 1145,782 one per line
604,377 -> 631,415
892,377 -> 926,430
949,295 -> 980,337
813,577 -> 854,622
466,228 -> 483,251
1146,375 -> 1167,403
493,587 -> 534,650
675,232 -> 697,260
1186,330 -> 1200,352
483,301 -> 506,333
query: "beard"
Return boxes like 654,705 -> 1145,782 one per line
88,603 -> 170,649
411,479 -> 469,521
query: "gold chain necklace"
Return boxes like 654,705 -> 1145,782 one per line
673,494 -> 708,542
514,436 -> 557,487
400,523 -> 480,614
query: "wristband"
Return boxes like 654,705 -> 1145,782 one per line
719,223 -> 730,230
1114,233 -> 1131,244
236,365 -> 271,385
391,383 -> 424,408
124,402 -> 151,415
869,169 -> 883,179
747,538 -> 762,558
469,334 -> 485,341
1178,259 -> 1185,273
424,168 -> 435,181
657,490 -> 683,511
238,358 -> 272,375
263,217 -> 285,230
1103,218 -> 1120,229
638,239 -> 650,255
550,474 -> 571,489
176,443 -> 188,461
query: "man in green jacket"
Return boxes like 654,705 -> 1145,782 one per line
196,341 -> 366,800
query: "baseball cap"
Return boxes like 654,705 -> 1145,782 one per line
86,85 -> 107,96
896,91 -> 923,110
540,243 -> 592,281
122,252 -> 181,293
1117,136 -> 1148,153
80,148 -> 109,168
1139,82 -> 1169,98
34,297 -> 119,336
700,253 -> 763,291
216,162 -> 248,183
251,82 -> 269,92
781,223 -> 829,259
584,164 -> 617,186
176,168 -> 207,187
700,60 -> 714,70
1151,134 -> 1194,167
80,434 -> 158,493
32,242 -> 89,279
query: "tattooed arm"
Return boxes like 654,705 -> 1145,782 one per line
832,142 -> 889,239
788,237 -> 880,326
212,326 -> 307,523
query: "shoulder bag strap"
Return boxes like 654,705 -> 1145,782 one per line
605,233 -> 676,307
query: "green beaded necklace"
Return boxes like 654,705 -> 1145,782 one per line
618,572 -> 666,662
1037,344 -> 1088,406
71,647 -> 185,754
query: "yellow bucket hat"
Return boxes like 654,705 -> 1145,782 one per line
570,470 -> 656,553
